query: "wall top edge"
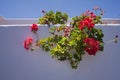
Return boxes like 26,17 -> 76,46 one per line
0,24 -> 120,27
2,18 -> 120,20
0,18 -> 120,25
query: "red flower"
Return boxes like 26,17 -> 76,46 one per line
84,38 -> 99,55
79,17 -> 95,30
24,37 -> 33,50
31,24 -> 38,32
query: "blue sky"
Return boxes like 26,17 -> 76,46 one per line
0,0 -> 120,18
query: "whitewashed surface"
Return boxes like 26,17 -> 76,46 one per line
0,25 -> 120,80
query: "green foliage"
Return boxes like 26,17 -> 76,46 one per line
36,10 -> 104,69
38,10 -> 68,27
24,9 -> 118,69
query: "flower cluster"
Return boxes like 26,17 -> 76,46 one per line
79,17 -> 95,30
24,37 -> 33,50
84,38 -> 100,55
31,24 -> 38,33
24,9 -> 106,69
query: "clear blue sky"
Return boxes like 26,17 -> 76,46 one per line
0,0 -> 120,18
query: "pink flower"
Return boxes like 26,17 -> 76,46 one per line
31,24 -> 38,32
90,12 -> 96,18
92,6 -> 99,10
83,10 -> 96,19
24,37 -> 33,50
82,10 -> 90,16
84,38 -> 99,55
63,26 -> 71,37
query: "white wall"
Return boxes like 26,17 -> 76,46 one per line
0,25 -> 120,80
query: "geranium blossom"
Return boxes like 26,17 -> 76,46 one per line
31,24 -> 38,32
24,37 -> 33,50
84,38 -> 100,55
79,17 -> 95,30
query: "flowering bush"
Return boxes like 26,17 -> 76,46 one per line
23,8 -> 117,69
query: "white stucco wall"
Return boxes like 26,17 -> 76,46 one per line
0,23 -> 120,80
